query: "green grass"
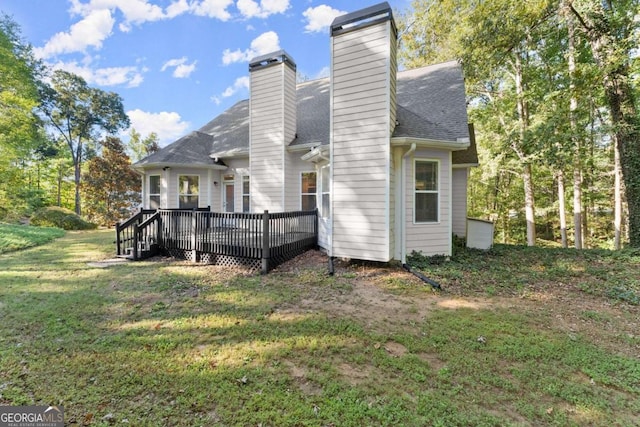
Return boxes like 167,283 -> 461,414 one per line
0,231 -> 638,426
0,223 -> 65,254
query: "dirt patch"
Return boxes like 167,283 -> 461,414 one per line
337,362 -> 371,386
273,250 -> 640,360
383,341 -> 407,357
283,360 -> 323,396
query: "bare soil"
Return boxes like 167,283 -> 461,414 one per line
272,250 -> 640,360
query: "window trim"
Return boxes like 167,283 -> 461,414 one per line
300,171 -> 317,211
148,174 -> 161,209
320,165 -> 330,219
177,174 -> 200,209
413,159 -> 440,224
242,175 -> 250,213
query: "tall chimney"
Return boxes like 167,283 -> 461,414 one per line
329,2 -> 397,261
248,50 -> 297,212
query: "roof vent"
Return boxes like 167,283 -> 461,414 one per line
330,2 -> 394,36
248,50 -> 297,72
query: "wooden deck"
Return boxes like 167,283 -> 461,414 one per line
116,208 -> 318,273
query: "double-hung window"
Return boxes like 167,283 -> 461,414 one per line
242,176 -> 250,212
320,165 -> 330,219
414,160 -> 439,222
178,175 -> 199,209
301,172 -> 317,211
149,175 -> 160,209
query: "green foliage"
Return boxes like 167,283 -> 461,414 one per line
399,0 -> 639,248
30,206 -> 96,230
128,128 -> 160,162
82,137 -> 141,226
39,69 -> 130,216
0,223 -> 64,254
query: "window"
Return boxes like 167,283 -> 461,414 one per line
320,165 -> 330,219
414,160 -> 439,222
242,176 -> 250,212
149,175 -> 160,209
178,175 -> 199,209
301,172 -> 317,211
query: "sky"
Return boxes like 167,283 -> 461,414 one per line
2,0 -> 411,146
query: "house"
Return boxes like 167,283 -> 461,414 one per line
132,2 -> 478,264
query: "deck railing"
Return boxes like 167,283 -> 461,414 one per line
116,208 -> 318,273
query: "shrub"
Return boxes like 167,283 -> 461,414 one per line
30,207 -> 97,230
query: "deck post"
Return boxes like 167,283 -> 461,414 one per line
191,210 -> 198,262
133,223 -> 139,260
261,210 -> 270,274
116,222 -> 122,256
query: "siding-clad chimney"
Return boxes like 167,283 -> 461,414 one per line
248,50 -> 297,212
330,2 -> 397,261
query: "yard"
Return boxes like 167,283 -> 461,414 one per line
0,229 -> 638,426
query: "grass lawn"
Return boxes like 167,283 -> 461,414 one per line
0,223 -> 65,254
0,230 -> 638,426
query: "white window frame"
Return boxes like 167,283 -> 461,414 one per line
414,159 -> 440,223
148,174 -> 160,209
242,175 -> 250,213
300,171 -> 317,211
320,165 -> 330,219
178,174 -> 200,209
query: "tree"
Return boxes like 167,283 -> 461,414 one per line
82,137 -> 140,225
40,70 -> 130,216
568,0 -> 640,247
0,15 -> 45,219
128,128 -> 160,162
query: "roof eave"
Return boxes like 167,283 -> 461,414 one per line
300,145 -> 330,163
132,162 -> 228,171
391,137 -> 470,151
287,142 -> 323,153
209,149 -> 249,160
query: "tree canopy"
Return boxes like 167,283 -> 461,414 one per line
40,70 -> 130,216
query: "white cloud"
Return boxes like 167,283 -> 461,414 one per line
221,76 -> 250,98
161,57 -> 197,78
302,5 -> 346,33
50,60 -> 146,88
222,31 -> 280,65
34,9 -> 115,58
166,0 -> 191,18
237,0 -> 289,19
126,109 -> 191,146
69,0 -> 167,32
190,0 -> 234,20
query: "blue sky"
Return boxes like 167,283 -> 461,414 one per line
2,0 -> 410,146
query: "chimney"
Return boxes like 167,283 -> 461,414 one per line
329,2 -> 397,262
248,50 -> 297,212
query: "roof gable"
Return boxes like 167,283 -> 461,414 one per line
138,60 -> 476,166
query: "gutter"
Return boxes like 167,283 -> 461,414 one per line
401,142 -> 416,265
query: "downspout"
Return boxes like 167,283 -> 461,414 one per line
401,143 -> 416,265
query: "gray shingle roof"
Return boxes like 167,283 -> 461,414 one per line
136,60 -> 478,167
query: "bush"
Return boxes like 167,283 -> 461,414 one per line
30,207 -> 97,230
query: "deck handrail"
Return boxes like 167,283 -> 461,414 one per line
116,208 -> 318,271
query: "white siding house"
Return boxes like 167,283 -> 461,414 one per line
132,2 -> 478,264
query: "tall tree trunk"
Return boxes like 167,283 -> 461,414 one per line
74,162 -> 81,216
565,5 -> 583,249
523,163 -> 536,246
614,137 -> 623,249
558,170 -> 568,248
514,53 -> 536,246
570,2 -> 640,247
